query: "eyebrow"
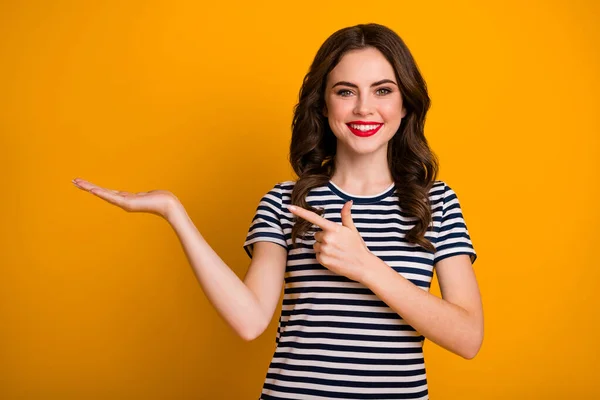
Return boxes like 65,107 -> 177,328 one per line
331,79 -> 398,89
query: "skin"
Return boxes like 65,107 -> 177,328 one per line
284,46 -> 484,358
71,181 -> 178,220
288,201 -> 484,359
72,177 -> 279,342
71,47 -> 483,358
323,46 -> 407,195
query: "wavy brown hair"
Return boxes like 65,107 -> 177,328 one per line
289,23 -> 439,253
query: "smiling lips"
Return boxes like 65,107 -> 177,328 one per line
346,121 -> 383,137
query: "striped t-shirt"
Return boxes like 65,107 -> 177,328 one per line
243,179 -> 477,400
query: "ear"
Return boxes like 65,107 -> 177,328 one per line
322,105 -> 328,118
401,106 -> 407,119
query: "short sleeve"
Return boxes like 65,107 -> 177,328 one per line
433,183 -> 477,265
243,182 -> 288,259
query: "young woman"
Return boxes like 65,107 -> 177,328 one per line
73,23 -> 482,400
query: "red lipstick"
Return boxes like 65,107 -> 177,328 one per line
346,121 -> 383,138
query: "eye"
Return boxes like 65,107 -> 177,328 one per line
376,87 -> 393,95
336,89 -> 353,97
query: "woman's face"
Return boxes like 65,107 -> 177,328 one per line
323,47 -> 406,156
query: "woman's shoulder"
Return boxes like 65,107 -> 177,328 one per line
267,180 -> 296,198
276,180 -> 297,191
276,180 -> 449,195
429,180 -> 450,204
273,179 -> 455,198
430,179 -> 447,193
261,180 -> 296,204
429,179 -> 467,207
275,179 -> 333,196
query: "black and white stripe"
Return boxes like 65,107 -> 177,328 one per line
244,180 -> 477,400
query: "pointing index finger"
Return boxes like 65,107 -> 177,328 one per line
288,205 -> 338,231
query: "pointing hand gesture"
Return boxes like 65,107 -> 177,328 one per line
288,200 -> 375,283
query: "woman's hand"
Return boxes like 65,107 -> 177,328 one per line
72,177 -> 180,220
288,200 -> 376,283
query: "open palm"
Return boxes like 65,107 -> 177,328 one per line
72,178 -> 178,219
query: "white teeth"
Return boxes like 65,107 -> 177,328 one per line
349,124 -> 381,131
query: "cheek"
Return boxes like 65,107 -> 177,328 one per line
379,102 -> 404,121
327,102 -> 354,134
328,100 -> 354,119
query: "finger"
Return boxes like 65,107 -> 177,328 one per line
89,187 -> 128,208
288,205 -> 338,231
73,179 -> 129,197
314,241 -> 321,253
341,200 -> 359,233
341,201 -> 368,247
73,178 -> 107,193
314,231 -> 324,243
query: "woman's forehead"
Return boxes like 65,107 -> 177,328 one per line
328,48 -> 396,85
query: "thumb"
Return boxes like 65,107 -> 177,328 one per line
341,200 -> 359,233
341,201 -> 367,248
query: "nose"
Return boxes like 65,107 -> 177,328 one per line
353,94 -> 374,116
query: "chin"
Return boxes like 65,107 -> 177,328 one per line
345,141 -> 387,156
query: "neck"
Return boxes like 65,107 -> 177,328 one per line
329,146 -> 393,196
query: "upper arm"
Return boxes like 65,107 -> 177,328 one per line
241,182 -> 288,335
432,181 -> 477,265
432,181 -> 481,321
243,241 -> 287,332
435,254 -> 483,329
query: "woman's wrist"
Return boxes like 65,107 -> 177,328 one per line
163,195 -> 186,224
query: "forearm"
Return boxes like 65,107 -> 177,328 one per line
361,254 -> 482,359
165,201 -> 265,341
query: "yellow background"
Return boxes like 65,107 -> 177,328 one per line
1,0 -> 598,398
